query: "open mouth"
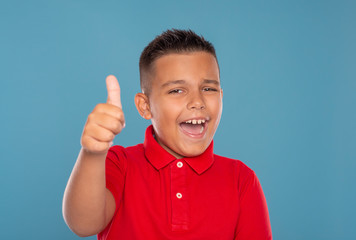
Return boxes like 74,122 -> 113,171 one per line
179,119 -> 208,137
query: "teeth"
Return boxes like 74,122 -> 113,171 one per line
200,126 -> 204,133
185,119 -> 206,124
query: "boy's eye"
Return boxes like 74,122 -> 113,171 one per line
168,89 -> 183,94
203,87 -> 218,92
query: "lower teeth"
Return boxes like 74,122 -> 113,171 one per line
199,126 -> 204,133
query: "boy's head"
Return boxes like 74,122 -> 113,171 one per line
139,29 -> 218,96
135,29 -> 223,159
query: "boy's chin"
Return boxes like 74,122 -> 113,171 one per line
156,136 -> 211,159
173,144 -> 210,158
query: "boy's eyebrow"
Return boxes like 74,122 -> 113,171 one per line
161,80 -> 186,88
203,79 -> 220,85
161,79 -> 220,88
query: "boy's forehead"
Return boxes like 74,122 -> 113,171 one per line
154,51 -> 217,66
151,52 -> 220,82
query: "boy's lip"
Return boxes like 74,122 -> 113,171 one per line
180,116 -> 210,123
178,117 -> 209,139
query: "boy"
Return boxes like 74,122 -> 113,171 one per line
63,29 -> 272,239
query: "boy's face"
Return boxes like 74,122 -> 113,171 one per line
144,51 -> 222,158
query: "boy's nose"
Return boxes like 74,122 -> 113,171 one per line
187,93 -> 205,110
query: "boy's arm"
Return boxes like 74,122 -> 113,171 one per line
235,170 -> 272,240
62,75 -> 125,237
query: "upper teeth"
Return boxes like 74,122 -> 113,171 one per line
185,119 -> 205,124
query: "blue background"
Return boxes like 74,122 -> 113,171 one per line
1,0 -> 355,239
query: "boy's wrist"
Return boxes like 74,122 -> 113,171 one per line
80,147 -> 109,160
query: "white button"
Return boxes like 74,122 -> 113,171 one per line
177,161 -> 183,168
176,193 -> 182,199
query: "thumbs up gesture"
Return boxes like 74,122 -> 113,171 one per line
81,75 -> 125,154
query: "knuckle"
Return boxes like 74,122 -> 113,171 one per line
111,120 -> 121,130
113,108 -> 123,119
92,141 -> 107,153
94,103 -> 105,112
82,137 -> 96,151
83,124 -> 94,135
104,131 -> 114,141
80,135 -> 88,147
109,133 -> 115,141
87,112 -> 96,121
96,103 -> 105,108
111,121 -> 123,134
118,110 -> 125,119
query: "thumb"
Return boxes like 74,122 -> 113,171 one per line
106,75 -> 122,108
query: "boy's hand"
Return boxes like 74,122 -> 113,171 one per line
81,75 -> 125,154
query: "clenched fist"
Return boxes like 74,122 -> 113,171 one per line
81,75 -> 125,154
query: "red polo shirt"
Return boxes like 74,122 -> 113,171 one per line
98,125 -> 272,240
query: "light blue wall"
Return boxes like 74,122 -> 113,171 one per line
1,1 -> 355,239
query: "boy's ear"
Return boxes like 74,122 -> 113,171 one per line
135,93 -> 152,120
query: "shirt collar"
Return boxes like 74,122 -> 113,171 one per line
143,125 -> 215,175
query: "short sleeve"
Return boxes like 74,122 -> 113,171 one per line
235,165 -> 272,240
105,145 -> 127,212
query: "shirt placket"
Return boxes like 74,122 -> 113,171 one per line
170,159 -> 189,231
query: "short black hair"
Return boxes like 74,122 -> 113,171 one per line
139,29 -> 218,95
